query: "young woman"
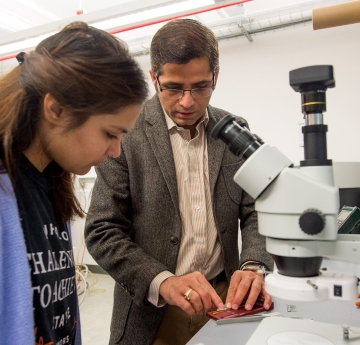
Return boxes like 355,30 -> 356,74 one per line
0,22 -> 148,344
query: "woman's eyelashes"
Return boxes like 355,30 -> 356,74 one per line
107,132 -> 118,140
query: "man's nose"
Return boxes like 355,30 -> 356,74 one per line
179,90 -> 195,108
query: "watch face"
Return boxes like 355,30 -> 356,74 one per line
244,265 -> 259,271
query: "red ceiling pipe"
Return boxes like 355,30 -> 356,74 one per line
0,53 -> 19,62
109,0 -> 251,34
0,0 -> 251,62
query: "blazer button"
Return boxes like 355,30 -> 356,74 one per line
170,236 -> 179,245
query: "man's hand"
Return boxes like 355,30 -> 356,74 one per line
159,271 -> 224,315
225,270 -> 272,311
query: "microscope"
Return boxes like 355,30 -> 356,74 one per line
212,65 -> 360,302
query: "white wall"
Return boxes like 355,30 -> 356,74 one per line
0,58 -> 17,76
71,175 -> 98,266
75,22 -> 360,265
137,22 -> 360,165
4,22 -> 359,265
2,22 -> 359,164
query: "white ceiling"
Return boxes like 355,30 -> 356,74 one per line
0,0 -> 353,58
0,0 -> 315,34
0,0 -> 296,33
0,0 -> 286,37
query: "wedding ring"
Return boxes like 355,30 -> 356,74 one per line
184,288 -> 193,302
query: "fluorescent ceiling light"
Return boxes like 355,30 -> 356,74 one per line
0,33 -> 53,55
0,0 -> 214,56
0,9 -> 33,32
16,0 -> 61,21
93,0 -> 215,30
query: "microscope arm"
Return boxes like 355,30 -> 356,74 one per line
266,234 -> 360,265
318,234 -> 360,264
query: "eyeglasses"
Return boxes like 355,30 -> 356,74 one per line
156,74 -> 216,99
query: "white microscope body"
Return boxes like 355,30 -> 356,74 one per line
212,65 -> 360,302
235,143 -> 359,301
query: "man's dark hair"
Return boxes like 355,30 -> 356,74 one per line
150,18 -> 219,76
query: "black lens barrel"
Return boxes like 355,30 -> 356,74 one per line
290,65 -> 335,167
300,124 -> 332,166
301,90 -> 327,114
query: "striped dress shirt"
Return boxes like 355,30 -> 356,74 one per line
148,109 -> 224,306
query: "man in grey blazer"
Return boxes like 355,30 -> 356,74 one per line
85,19 -> 273,345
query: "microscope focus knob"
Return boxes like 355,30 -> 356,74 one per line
299,209 -> 325,235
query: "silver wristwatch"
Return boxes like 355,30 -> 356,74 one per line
240,263 -> 267,275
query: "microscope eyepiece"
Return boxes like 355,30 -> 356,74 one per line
212,115 -> 263,159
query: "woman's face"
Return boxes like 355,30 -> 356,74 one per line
43,104 -> 141,175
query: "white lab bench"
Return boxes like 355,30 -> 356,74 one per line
187,259 -> 360,345
187,297 -> 360,345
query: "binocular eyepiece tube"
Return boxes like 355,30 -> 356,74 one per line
211,115 -> 264,159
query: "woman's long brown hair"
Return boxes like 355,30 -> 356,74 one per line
0,22 -> 148,223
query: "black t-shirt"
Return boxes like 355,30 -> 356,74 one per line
14,156 -> 77,345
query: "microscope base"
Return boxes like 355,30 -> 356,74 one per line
265,270 -> 358,301
246,317 -> 360,345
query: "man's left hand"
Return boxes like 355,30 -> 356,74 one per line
225,270 -> 272,310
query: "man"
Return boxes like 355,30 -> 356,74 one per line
85,18 -> 273,345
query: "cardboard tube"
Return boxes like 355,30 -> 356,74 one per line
313,1 -> 360,30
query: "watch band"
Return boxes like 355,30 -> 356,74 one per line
240,261 -> 268,275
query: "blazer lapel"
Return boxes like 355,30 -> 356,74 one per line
207,106 -> 226,196
144,95 -> 180,214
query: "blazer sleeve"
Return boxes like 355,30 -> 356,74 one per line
238,189 -> 274,271
209,106 -> 273,271
84,152 -> 169,306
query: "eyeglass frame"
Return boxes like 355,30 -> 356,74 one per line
156,72 -> 216,99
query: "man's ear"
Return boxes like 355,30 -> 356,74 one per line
214,69 -> 220,87
42,93 -> 68,126
149,69 -> 157,89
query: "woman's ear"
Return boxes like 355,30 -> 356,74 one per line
42,93 -> 68,126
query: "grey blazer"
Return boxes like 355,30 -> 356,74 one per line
85,94 -> 273,345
